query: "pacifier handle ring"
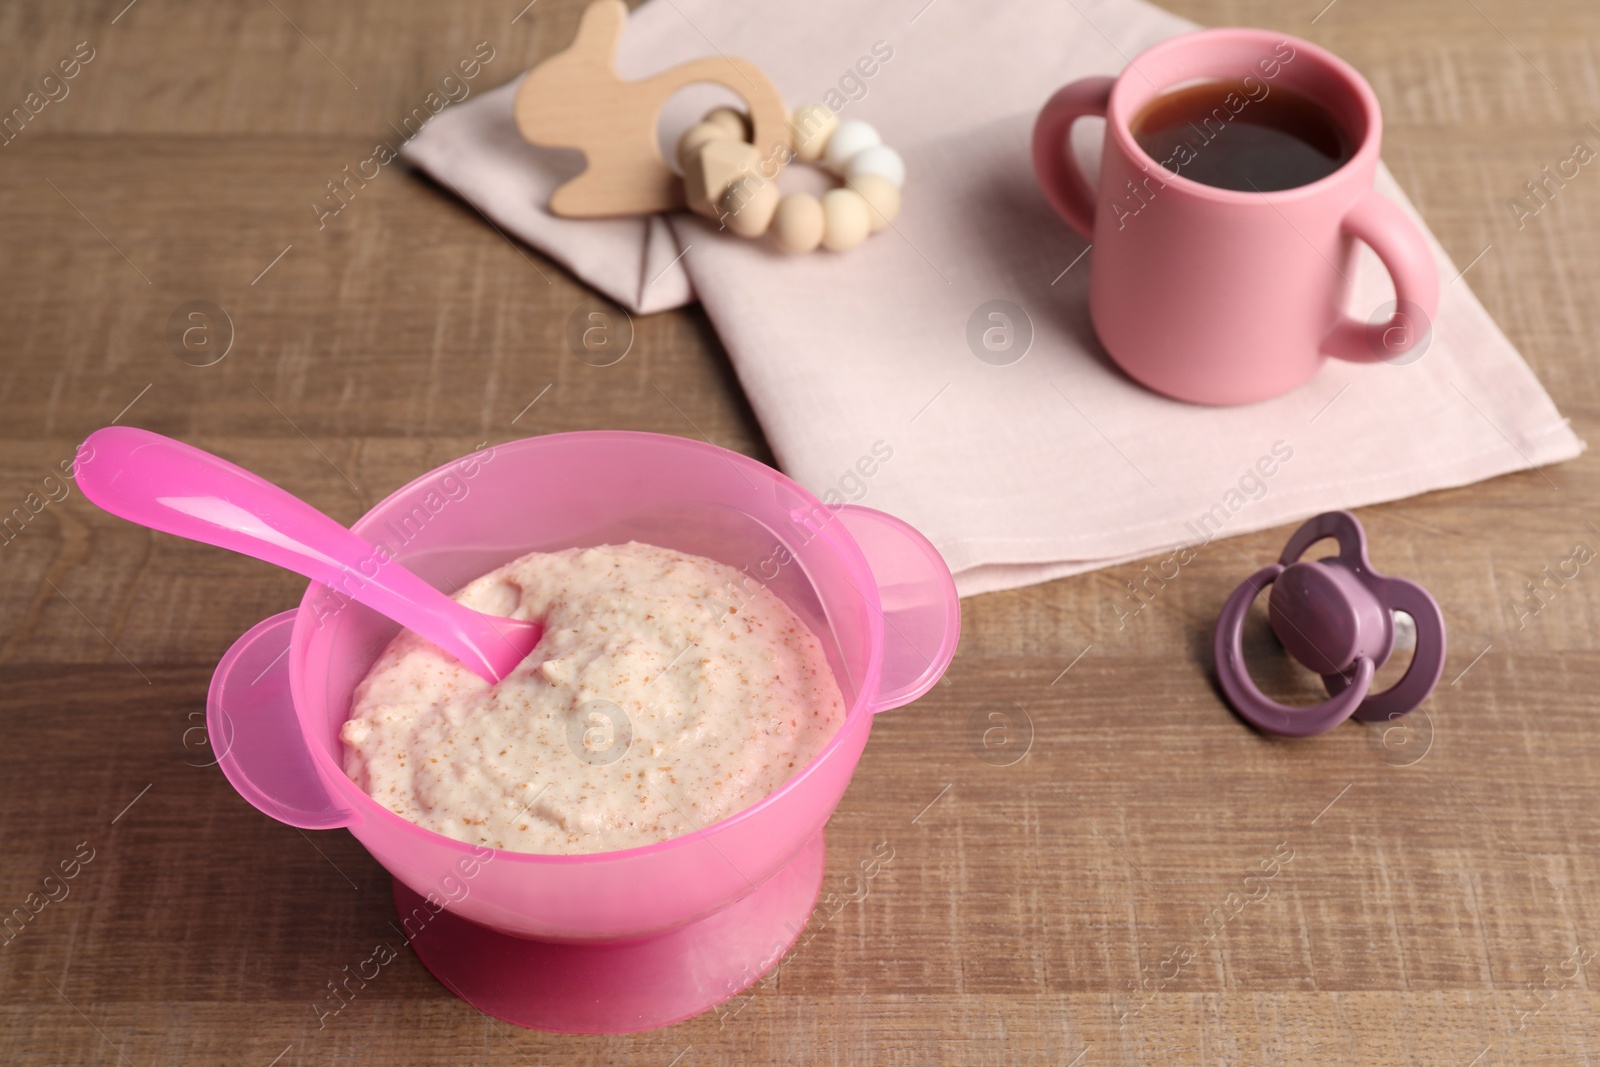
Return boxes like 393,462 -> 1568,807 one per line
1347,575 -> 1447,723
1213,564 -> 1377,738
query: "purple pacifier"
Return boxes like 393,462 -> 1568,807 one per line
1213,510 -> 1446,738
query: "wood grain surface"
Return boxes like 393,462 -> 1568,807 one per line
3,1 -> 1599,1064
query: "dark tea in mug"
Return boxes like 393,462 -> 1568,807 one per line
1131,79 -> 1352,192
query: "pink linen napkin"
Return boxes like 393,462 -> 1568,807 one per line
402,0 -> 1582,597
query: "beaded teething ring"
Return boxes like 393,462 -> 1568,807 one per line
675,102 -> 905,253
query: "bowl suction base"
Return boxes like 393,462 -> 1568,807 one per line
393,830 -> 826,1033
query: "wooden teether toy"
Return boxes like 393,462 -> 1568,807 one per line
513,0 -> 905,251
513,0 -> 791,218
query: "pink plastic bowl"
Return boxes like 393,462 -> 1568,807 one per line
207,431 -> 959,950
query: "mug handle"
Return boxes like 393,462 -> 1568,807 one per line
1320,188 -> 1440,364
1031,76 -> 1115,240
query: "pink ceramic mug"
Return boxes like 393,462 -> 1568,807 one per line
1032,29 -> 1438,405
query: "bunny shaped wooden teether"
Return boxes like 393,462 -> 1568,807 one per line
513,0 -> 792,218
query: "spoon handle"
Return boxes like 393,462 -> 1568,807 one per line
76,427 -> 512,679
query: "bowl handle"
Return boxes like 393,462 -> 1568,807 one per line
834,506 -> 961,712
207,611 -> 360,830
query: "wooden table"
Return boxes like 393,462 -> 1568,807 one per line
3,1 -> 1598,1063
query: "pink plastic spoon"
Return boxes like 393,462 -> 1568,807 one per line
76,426 -> 542,683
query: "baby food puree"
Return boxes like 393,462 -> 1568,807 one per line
341,541 -> 846,855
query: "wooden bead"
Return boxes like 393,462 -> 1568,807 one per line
676,121 -> 732,170
789,103 -> 838,164
682,138 -> 762,218
821,188 -> 871,251
772,193 -> 825,253
845,173 -> 900,233
824,120 -> 880,174
721,175 -> 779,237
845,144 -> 905,188
702,106 -> 750,141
